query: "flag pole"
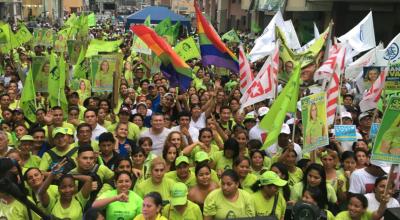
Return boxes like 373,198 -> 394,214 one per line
291,113 -> 296,143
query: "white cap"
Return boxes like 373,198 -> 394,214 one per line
280,124 -> 290,134
359,112 -> 371,121
340,112 -> 352,119
258,107 -> 269,117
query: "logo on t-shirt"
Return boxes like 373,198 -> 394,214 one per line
226,210 -> 236,219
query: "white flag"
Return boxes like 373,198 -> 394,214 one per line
345,43 -> 384,81
359,68 -> 388,112
249,11 -> 285,63
239,45 -> 254,94
314,22 -> 320,39
240,42 -> 279,110
338,11 -> 376,54
314,44 -> 346,82
284,20 -> 301,50
376,33 -> 400,66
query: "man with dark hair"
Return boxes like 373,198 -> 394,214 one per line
43,106 -> 75,140
98,132 -> 118,170
30,127 -> 50,157
68,91 -> 87,120
73,123 -> 100,152
171,111 -> 199,145
139,113 -> 171,156
84,109 -> 107,141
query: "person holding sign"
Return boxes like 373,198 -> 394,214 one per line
379,114 -> 400,154
35,61 -> 50,92
305,103 -> 327,146
95,60 -> 114,89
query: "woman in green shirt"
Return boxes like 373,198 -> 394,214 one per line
188,163 -> 219,210
336,194 -> 386,220
279,148 -> 303,186
305,103 -> 326,146
92,171 -> 143,220
270,162 -> 291,201
251,171 -> 288,220
203,169 -> 255,219
250,149 -> 268,177
210,138 -> 240,177
233,156 -> 257,193
134,192 -> 168,220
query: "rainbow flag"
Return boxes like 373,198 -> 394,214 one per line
194,0 -> 238,73
131,25 -> 193,90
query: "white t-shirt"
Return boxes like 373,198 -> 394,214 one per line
266,142 -> 302,162
365,193 -> 400,212
190,112 -> 206,130
349,168 -> 377,194
249,124 -> 267,143
92,123 -> 107,141
171,125 -> 199,145
139,128 -> 171,156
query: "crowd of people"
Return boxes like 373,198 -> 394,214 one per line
0,14 -> 398,220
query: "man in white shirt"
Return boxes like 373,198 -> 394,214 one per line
140,113 -> 171,156
249,106 -> 269,143
84,109 -> 107,141
349,161 -> 390,194
172,111 -> 199,145
265,124 -> 302,162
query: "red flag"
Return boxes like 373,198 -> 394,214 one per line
239,45 -> 254,94
240,41 -> 279,110
359,68 -> 387,112
320,44 -> 346,124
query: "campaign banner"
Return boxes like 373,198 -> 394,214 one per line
334,125 -> 357,142
371,96 -> 400,164
67,40 -> 82,64
301,92 -> 329,153
33,28 -> 54,46
31,56 -> 50,93
386,62 -> 400,91
370,123 -> 380,141
91,54 -> 118,92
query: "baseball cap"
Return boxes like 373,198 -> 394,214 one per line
119,106 -> 131,115
170,182 -> 188,206
259,171 -> 287,187
148,83 -> 155,88
20,135 -> 34,141
258,107 -> 269,117
340,112 -> 352,120
194,151 -> 210,163
280,124 -> 290,134
244,112 -> 256,123
175,155 -> 189,166
52,127 -> 73,138
358,112 -> 371,121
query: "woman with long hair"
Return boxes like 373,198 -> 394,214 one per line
134,192 -> 167,220
188,163 -> 219,210
305,103 -> 326,146
233,156 -> 257,193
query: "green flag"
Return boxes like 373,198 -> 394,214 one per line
15,23 -> 33,45
155,18 -> 172,36
260,63 -> 301,149
73,46 -> 87,79
0,23 -> 19,53
174,37 -> 200,61
20,68 -> 37,122
65,13 -> 78,27
86,39 -> 123,57
222,29 -> 240,43
88,13 -> 96,27
48,53 -> 68,114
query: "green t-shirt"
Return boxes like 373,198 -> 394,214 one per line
290,182 -> 337,204
72,141 -> 99,152
306,120 -> 324,145
241,173 -> 258,193
134,177 -> 175,201
252,191 -> 286,219
165,170 -> 197,188
335,210 -> 372,220
69,164 -> 114,183
190,144 -> 219,162
98,189 -> 143,220
288,167 -> 303,186
46,191 -> 88,220
0,197 -> 41,220
39,144 -> 78,171
107,121 -> 141,141
162,200 -> 203,220
189,167 -> 220,184
203,189 -> 255,219
211,150 -> 233,171
23,154 -> 41,169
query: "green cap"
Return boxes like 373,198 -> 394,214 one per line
170,182 -> 188,206
175,155 -> 189,166
52,127 -> 73,138
20,135 -> 34,141
194,151 -> 209,163
259,171 -> 287,187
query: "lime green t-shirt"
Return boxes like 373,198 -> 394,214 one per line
134,177 -> 175,201
203,189 -> 255,219
290,182 -> 337,204
23,154 -> 41,169
134,213 -> 168,220
46,191 -> 88,220
189,167 -> 220,184
39,144 -> 78,171
190,144 -> 219,162
165,170 -> 197,188
72,140 -> 99,152
335,210 -> 373,220
252,191 -> 286,219
211,150 -> 233,171
69,164 -> 114,183
241,173 -> 258,193
162,200 -> 203,220
107,121 -> 141,141
98,189 -> 143,220
288,167 -> 303,186
0,197 -> 41,220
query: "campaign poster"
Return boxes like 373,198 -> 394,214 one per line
386,62 -> 400,91
301,92 -> 329,153
33,28 -> 54,46
54,34 -> 67,53
370,123 -> 380,142
32,56 -> 50,93
67,40 -> 82,64
371,96 -> 400,164
91,54 -> 118,92
363,66 -> 382,90
334,125 -> 357,142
